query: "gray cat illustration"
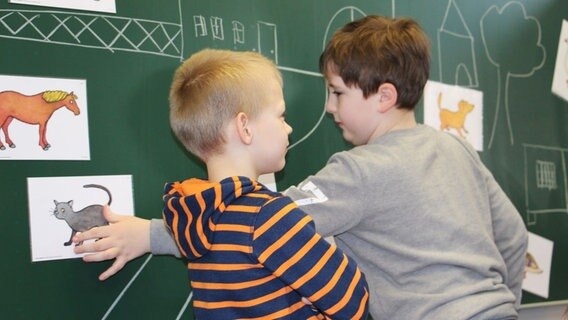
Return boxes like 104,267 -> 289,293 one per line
53,184 -> 111,246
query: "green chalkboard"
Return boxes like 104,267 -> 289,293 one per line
0,0 -> 567,319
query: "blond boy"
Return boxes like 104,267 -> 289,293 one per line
88,49 -> 369,319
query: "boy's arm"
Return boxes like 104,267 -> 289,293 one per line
149,219 -> 181,257
146,152 -> 364,259
483,166 -> 528,308
253,196 -> 369,319
284,152 -> 367,238
454,134 -> 528,307
76,151 -> 365,279
73,206 -> 179,280
148,152 -> 365,256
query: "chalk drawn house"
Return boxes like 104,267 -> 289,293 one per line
437,0 -> 478,87
524,144 -> 568,225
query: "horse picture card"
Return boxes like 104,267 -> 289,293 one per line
27,174 -> 134,262
0,74 -> 90,160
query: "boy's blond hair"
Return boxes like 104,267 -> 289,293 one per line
319,15 -> 430,110
169,49 -> 282,159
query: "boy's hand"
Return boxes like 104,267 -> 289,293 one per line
73,205 -> 151,281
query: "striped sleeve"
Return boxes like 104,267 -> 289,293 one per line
162,182 -> 213,260
252,196 -> 369,319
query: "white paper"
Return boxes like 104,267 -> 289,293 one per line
0,75 -> 90,160
552,20 -> 568,102
9,0 -> 116,14
522,232 -> 554,298
258,173 -> 277,192
423,80 -> 484,151
27,175 -> 134,262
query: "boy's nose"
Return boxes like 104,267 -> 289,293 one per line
286,122 -> 293,134
325,100 -> 336,114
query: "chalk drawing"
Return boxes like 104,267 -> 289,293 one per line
481,2 -> 546,148
437,0 -> 479,88
0,9 -> 184,58
523,143 -> 568,225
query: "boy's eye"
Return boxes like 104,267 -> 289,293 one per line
329,88 -> 342,96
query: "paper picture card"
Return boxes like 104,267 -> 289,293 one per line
9,0 -> 116,14
0,75 -> 90,160
522,232 -> 554,298
551,20 -> 568,102
423,80 -> 484,151
27,174 -> 134,262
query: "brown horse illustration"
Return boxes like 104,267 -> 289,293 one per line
0,90 -> 80,150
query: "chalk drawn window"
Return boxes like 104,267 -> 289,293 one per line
536,160 -> 557,190
210,16 -> 224,40
232,21 -> 245,44
193,15 -> 207,37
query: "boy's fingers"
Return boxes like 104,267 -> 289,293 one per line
103,205 -> 115,222
74,237 -> 109,254
81,252 -> 104,262
73,243 -> 88,254
81,246 -> 119,262
98,257 -> 127,281
73,227 -> 105,244
102,205 -> 126,224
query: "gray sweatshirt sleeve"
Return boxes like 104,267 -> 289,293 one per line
457,134 -> 528,308
284,151 -> 366,238
483,166 -> 528,308
150,218 -> 181,257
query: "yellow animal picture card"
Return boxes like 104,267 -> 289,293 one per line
0,75 -> 89,160
552,20 -> 568,102
423,80 -> 483,151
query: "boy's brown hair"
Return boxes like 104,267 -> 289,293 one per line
169,49 -> 282,159
319,15 -> 430,110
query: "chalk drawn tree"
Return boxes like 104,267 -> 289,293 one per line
480,1 -> 546,148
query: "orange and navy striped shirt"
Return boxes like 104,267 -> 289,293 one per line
162,176 -> 369,319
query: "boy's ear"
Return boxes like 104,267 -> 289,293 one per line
377,83 -> 397,113
235,112 -> 253,144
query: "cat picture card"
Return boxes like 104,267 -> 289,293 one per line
27,174 -> 134,262
423,80 -> 483,151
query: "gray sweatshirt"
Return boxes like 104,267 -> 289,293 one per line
151,125 -> 528,320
